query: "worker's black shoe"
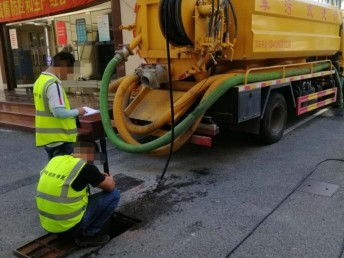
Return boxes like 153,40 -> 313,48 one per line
75,233 -> 110,247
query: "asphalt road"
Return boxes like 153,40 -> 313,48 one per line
1,109 -> 344,258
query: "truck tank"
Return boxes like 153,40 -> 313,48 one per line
98,0 -> 343,155
134,0 -> 341,80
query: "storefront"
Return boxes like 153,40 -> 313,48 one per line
0,0 -> 127,92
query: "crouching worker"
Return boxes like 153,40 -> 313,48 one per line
35,142 -> 120,247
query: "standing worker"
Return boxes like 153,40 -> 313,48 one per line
33,52 -> 86,159
36,143 -> 120,246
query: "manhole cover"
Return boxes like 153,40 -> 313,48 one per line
114,173 -> 145,192
298,179 -> 339,197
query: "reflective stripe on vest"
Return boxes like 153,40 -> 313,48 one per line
36,111 -> 54,117
38,206 -> 86,220
36,157 -> 87,233
34,74 -> 77,146
35,128 -> 78,134
36,191 -> 84,203
61,160 -> 85,197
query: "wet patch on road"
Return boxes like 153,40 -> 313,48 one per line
77,175 -> 211,257
189,167 -> 211,176
118,175 -> 212,230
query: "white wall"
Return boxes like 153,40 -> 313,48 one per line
56,3 -> 112,80
120,0 -> 144,75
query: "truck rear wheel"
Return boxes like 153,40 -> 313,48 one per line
260,93 -> 287,144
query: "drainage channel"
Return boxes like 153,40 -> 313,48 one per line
108,212 -> 141,238
14,212 -> 141,258
79,212 -> 142,258
14,174 -> 144,258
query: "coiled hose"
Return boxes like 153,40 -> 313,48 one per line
100,55 -> 337,154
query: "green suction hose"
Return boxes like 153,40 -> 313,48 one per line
100,58 -> 332,153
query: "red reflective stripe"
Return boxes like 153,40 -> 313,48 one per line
55,83 -> 63,105
190,135 -> 212,147
296,88 -> 337,115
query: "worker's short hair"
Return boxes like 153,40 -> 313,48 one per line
74,141 -> 105,165
74,141 -> 97,152
52,52 -> 75,67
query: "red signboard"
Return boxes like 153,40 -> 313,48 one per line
55,20 -> 67,45
0,0 -> 98,23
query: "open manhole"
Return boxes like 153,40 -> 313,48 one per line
104,212 -> 141,239
79,212 -> 141,258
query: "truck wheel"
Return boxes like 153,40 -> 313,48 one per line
260,93 -> 287,144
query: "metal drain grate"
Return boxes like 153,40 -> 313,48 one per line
114,173 -> 145,192
14,213 -> 141,258
298,179 -> 340,197
14,234 -> 76,258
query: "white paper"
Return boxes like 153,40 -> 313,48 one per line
97,15 -> 110,42
9,29 -> 18,49
83,106 -> 100,116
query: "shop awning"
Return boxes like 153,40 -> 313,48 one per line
0,0 -> 100,23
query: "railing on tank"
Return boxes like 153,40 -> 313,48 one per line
243,60 -> 334,85
239,60 -> 337,117
308,0 -> 342,9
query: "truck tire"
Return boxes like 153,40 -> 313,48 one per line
260,93 -> 287,144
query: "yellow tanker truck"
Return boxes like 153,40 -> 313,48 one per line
99,0 -> 344,155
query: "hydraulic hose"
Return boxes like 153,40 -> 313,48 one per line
114,75 -> 232,156
100,55 -> 331,154
160,0 -> 192,46
117,75 -> 221,135
109,77 -> 125,93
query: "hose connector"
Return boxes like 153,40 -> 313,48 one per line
136,64 -> 169,89
115,45 -> 132,61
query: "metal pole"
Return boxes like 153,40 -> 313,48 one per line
99,138 -> 109,174
44,25 -> 51,66
1,25 -> 17,90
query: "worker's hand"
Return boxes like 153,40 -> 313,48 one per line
105,173 -> 116,188
77,107 -> 86,116
98,173 -> 116,192
101,172 -> 112,178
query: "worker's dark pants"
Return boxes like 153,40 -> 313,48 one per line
44,142 -> 74,160
76,189 -> 120,236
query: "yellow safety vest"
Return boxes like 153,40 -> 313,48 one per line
36,155 -> 88,233
33,73 -> 77,147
